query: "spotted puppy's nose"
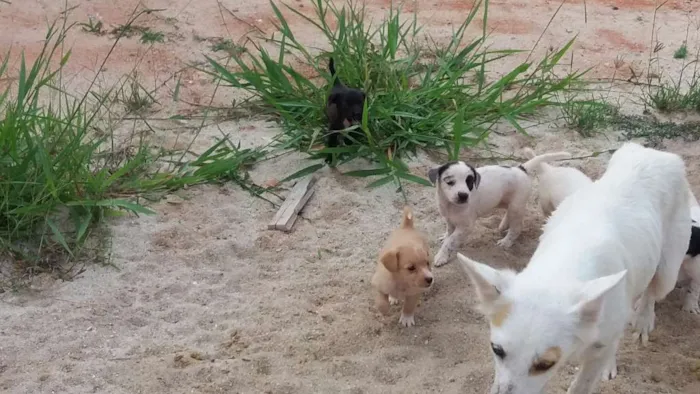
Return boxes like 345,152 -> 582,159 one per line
457,192 -> 469,203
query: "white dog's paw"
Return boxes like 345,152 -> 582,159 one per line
681,300 -> 700,314
601,359 -> 618,381
631,308 -> 655,347
434,249 -> 450,267
496,237 -> 514,249
388,296 -> 400,306
398,313 -> 415,327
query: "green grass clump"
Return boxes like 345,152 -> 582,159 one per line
1,18 -> 268,275
560,98 -> 618,136
0,25 -> 156,263
140,30 -> 165,44
646,78 -> 700,112
674,44 -> 688,59
207,0 -> 583,187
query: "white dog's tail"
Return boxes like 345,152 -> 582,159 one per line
520,149 -> 571,175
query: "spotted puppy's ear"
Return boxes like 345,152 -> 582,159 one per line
428,166 -> 441,185
470,165 -> 481,190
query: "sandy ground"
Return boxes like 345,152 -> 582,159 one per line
2,1 -> 700,393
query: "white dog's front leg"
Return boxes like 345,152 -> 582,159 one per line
567,346 -> 613,394
631,290 -> 656,346
600,338 -> 621,381
434,228 -> 465,267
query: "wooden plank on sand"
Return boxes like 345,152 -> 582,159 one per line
267,175 -> 316,232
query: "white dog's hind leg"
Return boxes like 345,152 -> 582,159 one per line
434,228 -> 465,267
631,290 -> 655,346
681,257 -> 700,314
634,205 -> 690,343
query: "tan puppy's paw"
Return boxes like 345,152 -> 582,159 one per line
398,313 -> 415,327
388,295 -> 400,306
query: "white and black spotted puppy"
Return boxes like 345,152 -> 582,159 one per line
679,189 -> 700,314
428,151 -> 571,267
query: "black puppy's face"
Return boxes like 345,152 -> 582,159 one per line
327,88 -> 366,129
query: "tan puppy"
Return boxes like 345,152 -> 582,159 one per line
371,206 -> 433,327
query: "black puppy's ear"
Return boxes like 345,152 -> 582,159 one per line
428,167 -> 441,185
328,92 -> 340,105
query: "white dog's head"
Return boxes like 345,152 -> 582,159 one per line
456,254 -> 626,394
428,161 -> 481,205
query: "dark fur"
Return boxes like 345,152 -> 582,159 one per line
325,58 -> 366,164
500,164 -> 528,174
687,223 -> 700,257
428,161 -> 481,191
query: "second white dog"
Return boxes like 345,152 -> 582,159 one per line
428,151 -> 571,267
457,142 -> 690,394
523,147 -> 593,217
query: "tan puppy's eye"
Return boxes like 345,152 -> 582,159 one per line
407,265 -> 416,272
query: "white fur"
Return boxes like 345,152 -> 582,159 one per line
679,189 -> 700,314
430,152 -> 571,267
523,148 -> 593,217
457,143 -> 691,394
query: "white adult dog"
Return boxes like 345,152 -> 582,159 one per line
457,142 -> 690,394
523,147 -> 593,217
428,151 -> 571,267
679,189 -> 700,314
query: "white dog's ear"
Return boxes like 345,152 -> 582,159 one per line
457,253 -> 514,311
570,270 -> 627,325
428,167 -> 441,185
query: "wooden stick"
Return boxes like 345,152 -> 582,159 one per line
268,175 -> 316,232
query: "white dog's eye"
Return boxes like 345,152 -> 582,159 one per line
491,343 -> 506,359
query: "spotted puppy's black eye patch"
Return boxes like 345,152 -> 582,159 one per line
428,161 -> 460,185
466,175 -> 474,190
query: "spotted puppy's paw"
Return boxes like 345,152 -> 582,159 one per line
496,236 -> 514,249
434,248 -> 450,267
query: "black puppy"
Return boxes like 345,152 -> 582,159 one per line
325,57 -> 366,164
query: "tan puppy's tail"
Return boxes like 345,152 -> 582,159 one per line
401,206 -> 414,229
520,150 -> 571,175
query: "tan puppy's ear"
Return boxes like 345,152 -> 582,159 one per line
380,249 -> 399,272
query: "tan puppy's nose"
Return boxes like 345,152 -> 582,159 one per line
425,276 -> 433,285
